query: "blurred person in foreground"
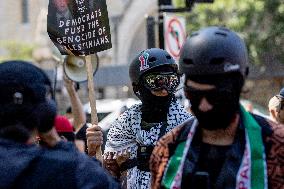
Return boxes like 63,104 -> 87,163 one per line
0,60 -> 119,189
268,87 -> 284,125
54,114 -> 86,152
87,48 -> 192,188
54,115 -> 75,142
150,26 -> 284,189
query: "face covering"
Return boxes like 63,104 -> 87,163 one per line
184,74 -> 243,130
190,95 -> 239,130
138,84 -> 174,122
134,65 -> 178,123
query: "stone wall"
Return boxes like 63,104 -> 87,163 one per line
0,0 -> 45,43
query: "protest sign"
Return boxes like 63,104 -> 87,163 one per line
47,0 -> 112,55
47,0 -> 112,161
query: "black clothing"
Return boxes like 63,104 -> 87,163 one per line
179,114 -> 272,189
195,142 -> 231,186
75,123 -> 88,153
0,138 -> 120,189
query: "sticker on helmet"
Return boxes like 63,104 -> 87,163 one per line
139,52 -> 150,71
224,63 -> 240,72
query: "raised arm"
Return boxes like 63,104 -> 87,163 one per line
63,75 -> 86,131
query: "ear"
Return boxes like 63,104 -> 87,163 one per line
270,109 -> 278,120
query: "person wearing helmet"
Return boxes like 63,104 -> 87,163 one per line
268,87 -> 284,124
87,48 -> 192,189
150,26 -> 284,189
0,61 -> 120,189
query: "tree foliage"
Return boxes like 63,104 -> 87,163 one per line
0,41 -> 35,62
174,0 -> 284,65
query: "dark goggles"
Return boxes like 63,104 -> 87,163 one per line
143,72 -> 180,93
184,85 -> 233,105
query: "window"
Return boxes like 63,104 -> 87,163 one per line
22,0 -> 29,23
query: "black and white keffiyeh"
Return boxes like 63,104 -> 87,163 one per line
104,101 -> 192,189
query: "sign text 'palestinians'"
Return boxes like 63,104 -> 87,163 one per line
47,0 -> 112,55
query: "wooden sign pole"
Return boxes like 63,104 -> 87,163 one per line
85,55 -> 103,162
47,0 -> 112,164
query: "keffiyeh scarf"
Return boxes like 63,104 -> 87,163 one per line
105,101 -> 191,189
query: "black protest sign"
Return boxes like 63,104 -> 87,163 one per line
47,0 -> 112,55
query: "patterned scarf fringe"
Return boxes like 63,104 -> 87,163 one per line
103,145 -> 136,159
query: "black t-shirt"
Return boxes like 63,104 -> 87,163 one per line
181,142 -> 231,189
196,143 -> 231,188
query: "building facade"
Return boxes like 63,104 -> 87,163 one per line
0,0 -> 159,111
0,0 -> 157,66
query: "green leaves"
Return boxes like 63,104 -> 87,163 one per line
176,0 -> 284,65
0,41 -> 35,62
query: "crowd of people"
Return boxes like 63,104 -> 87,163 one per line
0,26 -> 283,189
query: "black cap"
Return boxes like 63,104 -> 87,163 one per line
0,61 -> 54,130
0,61 -> 52,105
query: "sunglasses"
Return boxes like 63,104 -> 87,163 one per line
184,85 -> 233,105
143,72 -> 180,93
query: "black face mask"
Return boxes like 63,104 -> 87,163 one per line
137,84 -> 174,122
184,75 -> 243,130
134,65 -> 177,123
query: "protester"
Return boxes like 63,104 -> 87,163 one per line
54,114 -> 89,152
54,115 -> 75,141
63,75 -> 86,131
0,60 -> 120,189
87,48 -> 192,188
150,26 -> 284,189
268,87 -> 284,124
64,74 -> 88,153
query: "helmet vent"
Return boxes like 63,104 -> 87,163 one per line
166,55 -> 172,59
183,58 -> 193,65
215,31 -> 227,37
149,57 -> 156,62
210,57 -> 225,65
190,32 -> 199,37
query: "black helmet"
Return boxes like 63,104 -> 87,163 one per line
179,26 -> 249,78
129,48 -> 178,85
278,87 -> 284,98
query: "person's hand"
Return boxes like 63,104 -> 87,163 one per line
86,124 -> 103,156
38,127 -> 61,147
63,75 -> 75,92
